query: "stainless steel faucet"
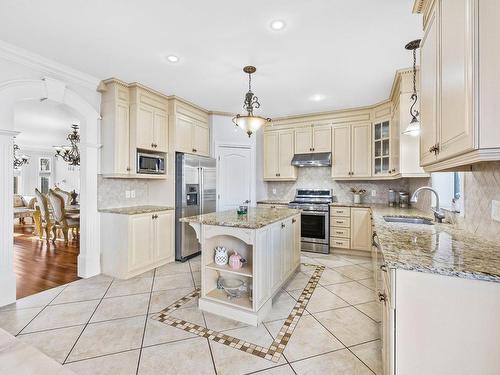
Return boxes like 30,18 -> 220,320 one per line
410,186 -> 446,223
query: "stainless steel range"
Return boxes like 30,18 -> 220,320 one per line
288,189 -> 333,254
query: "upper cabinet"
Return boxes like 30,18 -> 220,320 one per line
416,0 -> 500,171
263,129 -> 297,181
169,98 -> 210,157
99,79 -> 169,179
294,125 -> 331,153
331,123 -> 371,179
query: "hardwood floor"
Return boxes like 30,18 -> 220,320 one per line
13,224 -> 80,299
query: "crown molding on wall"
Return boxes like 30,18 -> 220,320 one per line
0,39 -> 101,90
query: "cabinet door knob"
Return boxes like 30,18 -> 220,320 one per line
281,223 -> 285,228
378,292 -> 387,302
380,264 -> 387,272
126,167 -> 130,171
292,218 -> 296,223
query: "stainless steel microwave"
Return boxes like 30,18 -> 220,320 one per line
137,152 -> 166,174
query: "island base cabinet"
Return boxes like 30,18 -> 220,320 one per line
101,210 -> 175,279
196,214 -> 301,326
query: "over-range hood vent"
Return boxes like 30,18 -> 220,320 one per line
291,152 -> 331,167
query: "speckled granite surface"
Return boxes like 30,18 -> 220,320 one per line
180,208 -> 301,229
331,202 -> 500,282
257,200 -> 290,205
99,205 -> 174,215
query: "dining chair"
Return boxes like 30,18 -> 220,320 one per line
34,188 -> 52,243
47,189 -> 80,245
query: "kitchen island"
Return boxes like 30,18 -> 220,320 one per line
181,207 -> 301,326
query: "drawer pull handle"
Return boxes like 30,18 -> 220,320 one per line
336,220 -> 343,223
380,264 -> 387,272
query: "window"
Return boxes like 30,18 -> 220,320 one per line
39,175 -> 50,194
431,172 -> 463,214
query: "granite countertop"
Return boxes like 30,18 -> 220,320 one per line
257,199 -> 290,205
180,207 -> 301,229
99,205 -> 174,215
331,202 -> 500,282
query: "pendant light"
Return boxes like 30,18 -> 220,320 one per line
13,139 -> 30,169
232,66 -> 271,137
403,39 -> 421,137
54,124 -> 80,166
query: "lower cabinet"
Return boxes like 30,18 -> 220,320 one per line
101,210 -> 174,279
330,206 -> 372,252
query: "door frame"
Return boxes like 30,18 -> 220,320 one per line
214,143 -> 256,211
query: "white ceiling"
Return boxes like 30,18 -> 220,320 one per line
14,100 -> 80,150
0,0 -> 421,117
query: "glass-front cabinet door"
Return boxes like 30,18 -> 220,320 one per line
373,120 -> 391,175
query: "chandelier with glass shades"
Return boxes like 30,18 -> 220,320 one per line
232,66 -> 271,137
403,39 -> 422,137
13,139 -> 29,169
54,124 -> 80,166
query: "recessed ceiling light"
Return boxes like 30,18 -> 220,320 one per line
166,55 -> 179,63
270,20 -> 286,31
310,94 -> 325,102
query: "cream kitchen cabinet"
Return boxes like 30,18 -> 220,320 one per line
170,99 -> 210,157
350,208 -> 372,252
372,119 -> 401,177
294,125 -> 331,154
330,206 -> 372,252
263,129 -> 297,181
101,209 -> 174,279
331,123 -> 371,179
416,0 -> 500,171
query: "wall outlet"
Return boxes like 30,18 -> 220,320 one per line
492,200 -> 500,222
130,190 -> 136,198
125,190 -> 131,199
371,190 -> 376,197
272,188 -> 277,195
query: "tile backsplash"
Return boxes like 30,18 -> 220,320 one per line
97,176 -> 150,209
265,167 -> 429,205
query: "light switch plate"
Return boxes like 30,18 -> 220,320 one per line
131,190 -> 136,198
272,188 -> 277,195
125,190 -> 131,199
492,200 -> 500,222
371,190 -> 376,197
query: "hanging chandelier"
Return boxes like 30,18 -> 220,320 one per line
54,124 -> 80,166
403,39 -> 421,137
232,66 -> 271,137
13,139 -> 29,169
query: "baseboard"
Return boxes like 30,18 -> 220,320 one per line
0,272 -> 16,307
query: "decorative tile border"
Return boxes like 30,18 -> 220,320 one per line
152,263 -> 325,363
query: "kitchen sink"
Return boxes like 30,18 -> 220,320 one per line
383,216 -> 434,225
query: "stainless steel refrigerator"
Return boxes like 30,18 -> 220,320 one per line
175,152 -> 217,262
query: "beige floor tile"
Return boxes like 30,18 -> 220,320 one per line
155,261 -> 191,276
291,348 -> 373,374
314,306 -> 380,347
152,273 -> 194,292
138,338 -> 214,375
67,315 -> 146,362
18,325 -> 84,363
148,287 -> 197,314
65,349 -> 140,375
317,257 -> 353,268
143,307 -> 205,347
317,268 -> 353,285
265,315 -> 344,362
283,272 -> 311,291
289,286 -> 348,313
203,311 -> 248,332
355,301 -> 382,323
51,282 -> 110,305
263,290 -> 298,322
340,254 -> 372,265
189,258 -> 201,272
357,277 -> 376,291
210,325 -> 285,374
22,300 -> 99,333
299,256 -> 322,266
325,281 -> 375,305
70,274 -> 114,286
350,340 -> 383,375
105,277 -> 153,298
253,364 -> 296,374
192,271 -> 201,287
333,265 -> 373,280
0,286 -> 65,312
0,307 -> 43,335
90,293 -> 150,323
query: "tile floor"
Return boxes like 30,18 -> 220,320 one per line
0,252 -> 382,375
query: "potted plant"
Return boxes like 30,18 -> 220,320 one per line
350,188 -> 367,204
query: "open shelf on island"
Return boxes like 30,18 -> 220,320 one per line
206,263 -> 253,278
206,288 -> 253,310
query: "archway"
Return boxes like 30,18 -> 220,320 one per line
0,77 -> 101,306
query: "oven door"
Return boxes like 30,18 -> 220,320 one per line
300,210 -> 329,244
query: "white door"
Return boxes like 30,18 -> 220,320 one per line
217,146 -> 252,211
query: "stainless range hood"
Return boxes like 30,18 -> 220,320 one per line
291,152 -> 331,167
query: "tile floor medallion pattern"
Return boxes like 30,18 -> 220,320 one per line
0,252 -> 382,374
152,264 -> 324,363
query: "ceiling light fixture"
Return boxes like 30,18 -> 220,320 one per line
310,94 -> 325,102
166,55 -> 179,63
232,66 -> 271,137
54,124 -> 80,166
270,20 -> 286,31
403,39 -> 421,137
13,138 -> 29,169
